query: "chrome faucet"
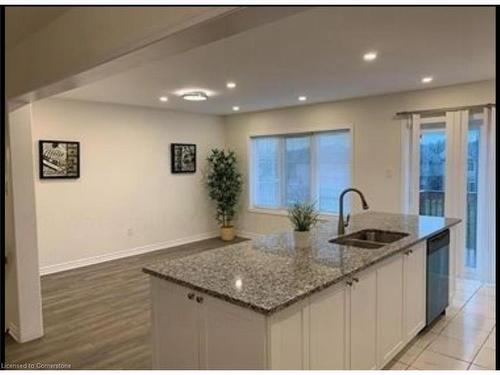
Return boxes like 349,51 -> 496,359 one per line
337,188 -> 370,235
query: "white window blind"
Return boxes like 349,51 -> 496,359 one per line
252,137 -> 281,208
284,136 -> 311,205
316,130 -> 351,213
251,129 -> 352,213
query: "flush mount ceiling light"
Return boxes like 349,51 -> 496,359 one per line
226,82 -> 237,89
421,76 -> 434,83
298,96 -> 307,102
363,51 -> 378,61
159,96 -> 168,102
232,106 -> 240,111
182,91 -> 208,101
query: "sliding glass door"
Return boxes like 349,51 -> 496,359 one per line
419,122 -> 446,217
410,112 -> 487,281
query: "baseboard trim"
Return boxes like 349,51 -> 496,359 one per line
8,322 -> 19,342
7,322 -> 43,343
40,231 -> 218,276
237,230 -> 262,240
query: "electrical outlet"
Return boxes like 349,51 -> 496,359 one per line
385,168 -> 393,178
127,228 -> 133,236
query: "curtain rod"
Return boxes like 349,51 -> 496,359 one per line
395,103 -> 495,118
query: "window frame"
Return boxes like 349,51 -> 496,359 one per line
248,125 -> 354,217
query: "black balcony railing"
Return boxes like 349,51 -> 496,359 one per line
419,190 -> 478,268
419,190 -> 445,217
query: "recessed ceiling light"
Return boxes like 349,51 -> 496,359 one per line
232,106 -> 240,111
226,82 -> 237,89
182,91 -> 208,101
363,51 -> 378,61
159,96 -> 168,102
421,76 -> 434,83
298,96 -> 307,101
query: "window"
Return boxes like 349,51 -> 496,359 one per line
251,129 -> 352,213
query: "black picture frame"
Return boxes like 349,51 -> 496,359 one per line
171,143 -> 196,174
39,140 -> 80,179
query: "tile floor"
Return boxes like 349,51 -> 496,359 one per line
385,278 -> 496,370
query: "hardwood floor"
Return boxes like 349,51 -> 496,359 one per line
5,237 -> 247,369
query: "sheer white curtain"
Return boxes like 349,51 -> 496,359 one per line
402,106 -> 496,283
444,110 -> 469,280
477,107 -> 496,284
400,114 -> 420,214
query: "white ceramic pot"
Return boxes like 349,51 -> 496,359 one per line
293,230 -> 311,248
221,226 -> 236,241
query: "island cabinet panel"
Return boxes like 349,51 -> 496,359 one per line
376,255 -> 405,368
349,269 -> 377,370
151,278 -> 267,370
403,241 -> 426,341
309,284 -> 349,369
151,278 -> 200,369
268,302 -> 307,369
200,293 -> 267,369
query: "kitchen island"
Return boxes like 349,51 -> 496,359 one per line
143,211 -> 461,370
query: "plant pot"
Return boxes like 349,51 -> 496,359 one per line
221,226 -> 236,241
293,230 -> 311,248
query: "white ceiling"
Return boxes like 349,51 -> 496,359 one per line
58,6 -> 495,115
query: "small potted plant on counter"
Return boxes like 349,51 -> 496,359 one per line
288,201 -> 319,248
206,149 -> 242,241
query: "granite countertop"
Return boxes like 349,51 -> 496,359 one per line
143,211 -> 460,316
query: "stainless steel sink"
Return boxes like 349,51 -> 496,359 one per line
330,229 -> 409,249
330,238 -> 385,249
347,229 -> 409,243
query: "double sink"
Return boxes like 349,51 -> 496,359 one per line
329,229 -> 409,249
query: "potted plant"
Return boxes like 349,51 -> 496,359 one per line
288,201 -> 319,248
206,149 -> 242,241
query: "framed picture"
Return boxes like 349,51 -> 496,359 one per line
171,143 -> 196,173
39,140 -> 80,179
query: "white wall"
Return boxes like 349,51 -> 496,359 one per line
32,99 -> 225,273
26,80 -> 497,269
8,105 -> 44,342
224,80 -> 495,235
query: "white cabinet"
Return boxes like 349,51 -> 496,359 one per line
151,278 -> 200,369
376,255 -> 405,367
308,268 -> 378,371
403,242 -> 426,340
150,238 -> 431,370
376,242 -> 427,368
151,278 -> 266,370
200,293 -> 267,369
270,270 -> 378,371
309,284 -> 349,370
349,269 -> 377,370
268,302 -> 307,370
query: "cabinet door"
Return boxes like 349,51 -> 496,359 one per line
309,284 -> 348,369
349,270 -> 377,370
151,279 -> 200,369
200,293 -> 267,369
376,255 -> 405,367
404,242 -> 426,340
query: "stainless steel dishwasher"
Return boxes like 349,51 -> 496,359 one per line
426,229 -> 450,326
